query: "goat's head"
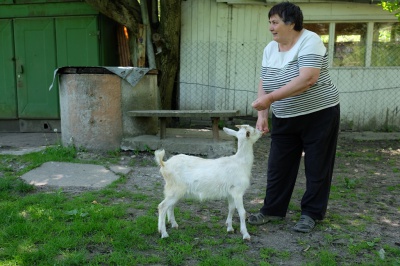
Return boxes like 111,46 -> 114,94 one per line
223,125 -> 263,143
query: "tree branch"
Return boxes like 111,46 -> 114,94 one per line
84,0 -> 142,34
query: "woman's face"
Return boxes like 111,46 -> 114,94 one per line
269,14 -> 293,43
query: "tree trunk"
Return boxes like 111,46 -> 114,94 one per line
156,0 -> 181,110
84,0 -> 141,34
84,0 -> 181,110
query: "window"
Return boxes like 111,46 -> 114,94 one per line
304,23 -> 329,49
304,21 -> 400,67
333,23 -> 367,67
372,22 -> 400,66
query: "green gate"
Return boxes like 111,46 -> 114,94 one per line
0,19 -> 17,119
13,16 -> 100,119
0,3 -> 116,132
14,18 -> 58,119
55,16 -> 99,67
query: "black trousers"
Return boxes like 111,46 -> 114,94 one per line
260,104 -> 340,221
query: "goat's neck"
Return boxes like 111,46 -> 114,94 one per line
234,139 -> 254,164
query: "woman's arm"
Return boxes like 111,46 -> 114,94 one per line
252,67 -> 320,111
255,79 -> 270,133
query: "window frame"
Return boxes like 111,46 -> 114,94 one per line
305,21 -> 400,68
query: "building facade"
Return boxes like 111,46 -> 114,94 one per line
0,0 -> 119,132
179,0 -> 400,131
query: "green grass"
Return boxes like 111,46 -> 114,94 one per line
0,146 -> 255,265
260,247 -> 291,260
1,142 -> 400,265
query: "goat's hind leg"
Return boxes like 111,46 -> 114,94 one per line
158,199 -> 169,238
167,204 -> 178,228
226,195 -> 236,233
158,197 -> 178,238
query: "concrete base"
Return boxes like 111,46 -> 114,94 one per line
58,69 -> 159,152
21,161 -> 119,188
0,119 -> 60,133
121,128 -> 237,158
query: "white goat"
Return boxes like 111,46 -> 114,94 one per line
154,125 -> 262,240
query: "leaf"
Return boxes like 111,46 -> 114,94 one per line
378,248 -> 385,260
65,209 -> 78,216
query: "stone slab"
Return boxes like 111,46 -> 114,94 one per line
21,161 -> 119,188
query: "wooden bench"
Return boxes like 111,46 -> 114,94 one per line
127,110 -> 240,141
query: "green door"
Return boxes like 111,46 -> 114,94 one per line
56,16 -> 99,66
0,19 -> 17,119
14,18 -> 59,119
1,16 -> 101,127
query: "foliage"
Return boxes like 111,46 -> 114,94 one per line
380,0 -> 400,20
1,139 -> 399,265
83,0 -> 181,110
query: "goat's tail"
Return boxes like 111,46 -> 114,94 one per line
154,149 -> 165,167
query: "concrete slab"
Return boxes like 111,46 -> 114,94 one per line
109,165 -> 132,175
0,132 -> 59,148
0,146 -> 47,156
0,132 -> 59,155
121,128 -> 237,157
339,131 -> 400,141
121,135 -> 236,157
21,161 -> 119,188
5,129 -> 400,190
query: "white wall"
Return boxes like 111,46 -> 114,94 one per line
179,0 -> 400,131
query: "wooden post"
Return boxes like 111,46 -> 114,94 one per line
211,117 -> 220,141
117,26 -> 131,66
137,24 -> 146,67
140,0 -> 156,69
159,117 -> 167,139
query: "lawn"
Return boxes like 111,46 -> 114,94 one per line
0,135 -> 399,265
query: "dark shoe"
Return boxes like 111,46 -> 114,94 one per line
292,215 -> 315,233
247,212 -> 282,225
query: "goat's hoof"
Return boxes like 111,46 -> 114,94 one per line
161,232 -> 169,238
242,233 -> 251,240
171,223 -> 179,229
227,227 -> 234,233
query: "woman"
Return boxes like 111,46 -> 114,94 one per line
249,2 -> 340,233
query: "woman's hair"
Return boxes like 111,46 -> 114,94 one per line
269,2 -> 303,31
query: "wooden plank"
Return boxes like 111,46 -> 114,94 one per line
0,2 -> 98,19
180,0 -> 192,109
117,25 -> 131,66
127,109 -> 239,141
214,3 -> 229,110
137,24 -> 146,67
127,110 -> 239,118
0,19 -> 17,119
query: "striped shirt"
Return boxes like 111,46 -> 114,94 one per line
261,29 -> 339,118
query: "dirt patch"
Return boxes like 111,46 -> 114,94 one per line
4,133 -> 399,264
118,134 -> 400,264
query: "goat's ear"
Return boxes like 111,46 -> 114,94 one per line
236,124 -> 250,130
223,127 -> 237,137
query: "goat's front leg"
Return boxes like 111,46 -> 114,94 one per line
226,196 -> 236,233
233,195 -> 250,240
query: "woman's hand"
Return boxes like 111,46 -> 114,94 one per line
252,94 -> 274,111
256,115 -> 269,134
